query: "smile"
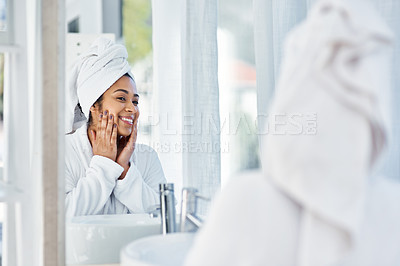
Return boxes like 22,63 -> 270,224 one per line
119,116 -> 133,125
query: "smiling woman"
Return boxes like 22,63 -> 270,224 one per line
64,37 -> 167,218
87,74 -> 139,138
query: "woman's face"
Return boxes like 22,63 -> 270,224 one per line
90,75 -> 139,137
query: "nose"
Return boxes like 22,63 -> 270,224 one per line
125,101 -> 139,114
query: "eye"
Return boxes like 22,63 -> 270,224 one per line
132,100 -> 139,106
117,97 -> 126,101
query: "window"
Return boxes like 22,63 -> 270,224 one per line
122,0 -> 153,145
0,0 -> 13,44
0,53 -> 3,168
0,52 -> 4,264
218,0 -> 260,186
0,0 -> 6,31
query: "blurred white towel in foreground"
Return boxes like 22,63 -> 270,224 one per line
184,0 -> 400,265
265,0 -> 393,264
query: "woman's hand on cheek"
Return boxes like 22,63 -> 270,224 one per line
116,112 -> 139,179
90,111 -> 118,161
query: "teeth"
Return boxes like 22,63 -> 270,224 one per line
120,117 -> 133,123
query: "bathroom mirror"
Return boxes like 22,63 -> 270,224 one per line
63,0 -> 400,265
64,0 -> 259,264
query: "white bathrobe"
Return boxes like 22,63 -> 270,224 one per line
65,123 -> 166,218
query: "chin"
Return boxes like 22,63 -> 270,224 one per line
118,130 -> 131,137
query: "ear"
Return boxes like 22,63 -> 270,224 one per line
90,105 -> 97,113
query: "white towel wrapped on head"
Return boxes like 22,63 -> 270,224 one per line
66,37 -> 134,133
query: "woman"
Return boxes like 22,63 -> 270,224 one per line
65,37 -> 166,218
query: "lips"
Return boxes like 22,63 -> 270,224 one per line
119,116 -> 134,125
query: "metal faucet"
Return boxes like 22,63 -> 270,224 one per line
159,183 -> 177,234
180,188 -> 209,232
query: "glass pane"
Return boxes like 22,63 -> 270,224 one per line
0,52 -> 4,265
0,53 -> 3,168
0,202 -> 3,264
0,0 -> 6,32
122,0 -> 153,144
218,0 -> 260,186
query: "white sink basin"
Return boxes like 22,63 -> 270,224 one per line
66,214 -> 161,265
121,233 -> 195,266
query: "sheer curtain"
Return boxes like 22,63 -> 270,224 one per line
254,0 -> 400,180
181,0 -> 220,208
152,0 -> 220,211
253,0 -> 307,158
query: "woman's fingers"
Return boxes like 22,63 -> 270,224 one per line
97,113 -> 103,138
98,110 -> 114,140
134,110 -> 140,124
91,110 -> 118,161
115,113 -> 139,172
88,130 -> 96,147
133,112 -> 139,133
111,124 -> 117,146
126,117 -> 138,146
99,110 -> 108,140
106,113 -> 114,141
91,130 -> 96,141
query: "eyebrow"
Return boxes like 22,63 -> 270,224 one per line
113,89 -> 139,97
